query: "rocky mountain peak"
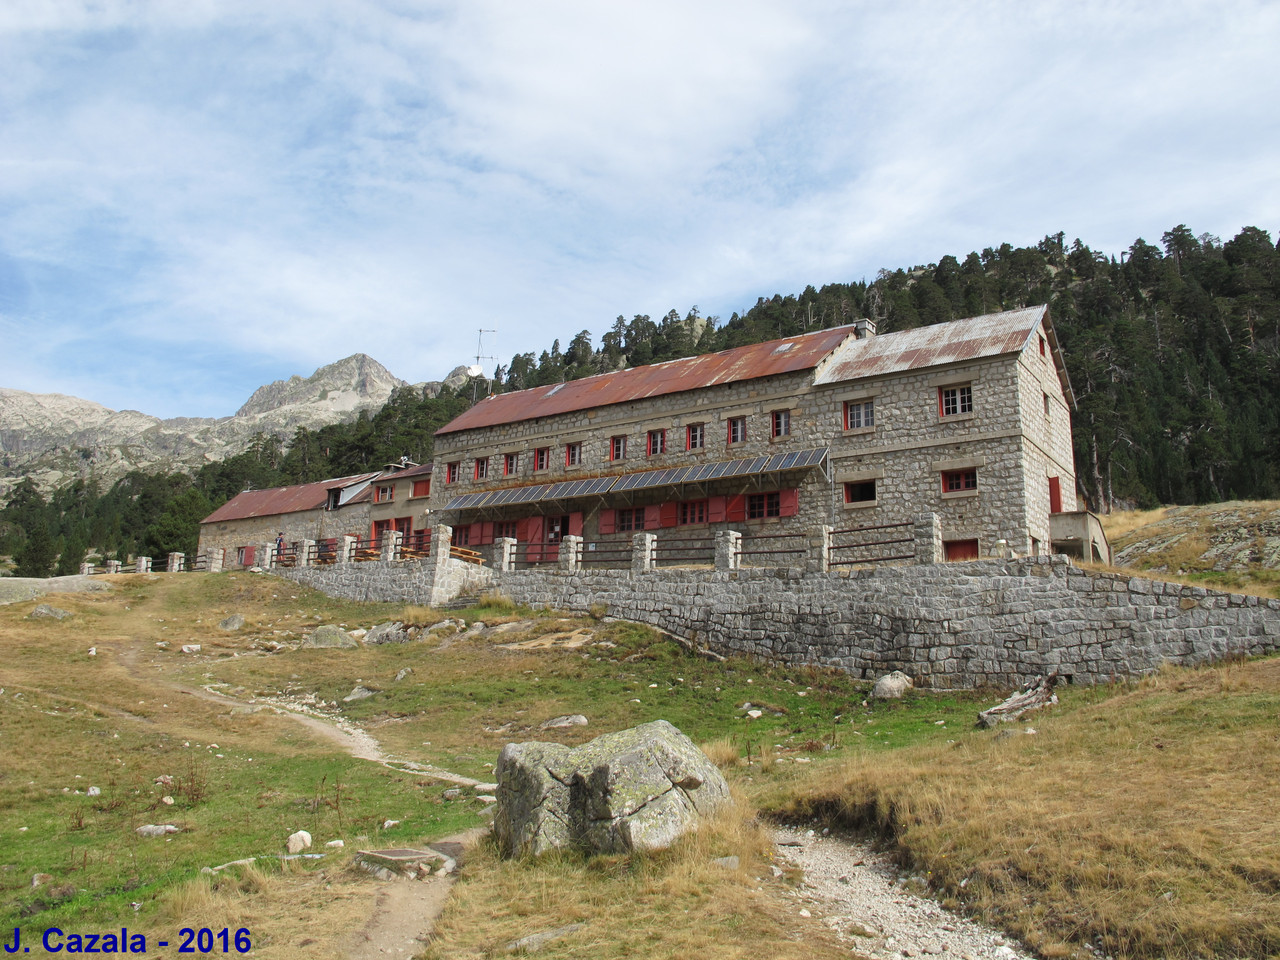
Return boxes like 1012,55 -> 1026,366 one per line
235,354 -> 407,418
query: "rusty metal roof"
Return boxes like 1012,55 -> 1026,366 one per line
201,472 -> 380,524
815,304 -> 1058,385
436,325 -> 861,435
393,462 -> 434,480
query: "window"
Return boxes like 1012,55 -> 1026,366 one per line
686,423 -> 705,450
446,461 -> 460,484
844,480 -> 877,503
495,520 -> 518,540
939,385 -> 973,417
942,469 -> 978,493
534,447 -> 550,471
411,478 -> 431,498
326,489 -> 341,510
679,499 -> 708,525
374,484 -> 395,503
771,409 -> 791,437
647,429 -> 666,456
504,452 -> 519,476
610,436 -> 627,461
747,491 -> 781,519
451,526 -> 470,546
565,442 -> 582,467
616,507 -> 643,532
1039,335 -> 1047,357
844,399 -> 874,430
474,457 -> 489,481
727,417 -> 746,444
1043,392 -> 1050,418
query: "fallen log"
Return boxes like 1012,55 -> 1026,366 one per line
977,673 -> 1058,729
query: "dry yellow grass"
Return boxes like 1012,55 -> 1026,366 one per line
777,659 -> 1280,959
422,795 -> 850,960
1099,506 -> 1176,542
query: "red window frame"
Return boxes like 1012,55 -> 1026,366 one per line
374,484 -> 395,503
647,429 -> 666,456
844,399 -> 874,430
679,499 -> 708,525
565,442 -> 582,467
534,447 -> 550,472
939,385 -> 973,417
504,452 -> 519,476
494,520 -> 518,540
609,436 -> 627,461
727,417 -> 746,444
616,507 -> 642,532
686,423 -> 705,450
445,461 -> 460,484
942,469 -> 978,493
747,491 -> 780,519
771,409 -> 790,437
474,457 -> 489,481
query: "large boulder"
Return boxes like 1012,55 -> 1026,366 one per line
28,604 -> 71,621
364,621 -> 411,645
871,670 -> 914,699
494,719 -> 731,858
302,625 -> 358,649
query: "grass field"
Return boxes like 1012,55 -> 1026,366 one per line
3,564 -> 1278,959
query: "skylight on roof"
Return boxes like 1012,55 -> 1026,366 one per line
545,383 -> 566,396
772,342 -> 796,354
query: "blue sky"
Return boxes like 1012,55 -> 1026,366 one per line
1,1 -> 1277,419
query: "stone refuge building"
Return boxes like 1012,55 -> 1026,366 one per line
429,305 -> 1107,565
198,461 -> 434,566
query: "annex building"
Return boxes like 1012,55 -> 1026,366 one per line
429,305 -> 1105,566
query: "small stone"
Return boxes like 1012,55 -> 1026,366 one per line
31,873 -> 53,888
286,830 -> 312,854
798,908 -> 811,918
539,714 -> 588,730
29,604 -> 71,620
771,865 -> 783,877
501,922 -> 585,954
162,796 -> 175,805
747,709 -> 763,719
88,647 -> 96,656
136,824 -> 180,838
325,839 -> 344,848
395,667 -> 413,681
382,819 -> 400,830
871,670 -> 914,699
181,644 -> 201,654
343,686 -> 376,702
87,786 -> 101,797
473,782 -> 499,793
443,788 -> 461,800
711,855 -> 739,870
218,614 -> 245,631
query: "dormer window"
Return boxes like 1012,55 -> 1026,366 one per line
374,484 -> 395,503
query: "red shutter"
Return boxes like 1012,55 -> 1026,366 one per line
516,518 -> 534,542
659,502 -> 679,528
569,512 -> 583,537
479,522 -> 494,545
726,495 -> 746,522
469,522 -> 483,544
644,505 -> 662,530
708,496 -> 727,523
598,509 -> 616,534
779,488 -> 799,517
1048,477 -> 1062,514
243,546 -> 255,565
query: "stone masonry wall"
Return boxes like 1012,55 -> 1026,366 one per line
275,553 -> 1280,689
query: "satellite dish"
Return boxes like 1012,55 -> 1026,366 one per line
466,365 -> 485,378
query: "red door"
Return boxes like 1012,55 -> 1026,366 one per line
1048,477 -> 1063,514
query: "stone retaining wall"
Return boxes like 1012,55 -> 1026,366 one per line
276,553 -> 1280,689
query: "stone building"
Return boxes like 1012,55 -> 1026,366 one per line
429,305 -> 1104,564
198,461 -> 434,567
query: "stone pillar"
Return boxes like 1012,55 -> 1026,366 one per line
914,513 -> 943,565
258,544 -> 274,570
558,535 -> 582,573
80,562 -> 95,575
106,560 -> 122,574
135,557 -> 151,574
167,552 -> 184,572
207,548 -> 224,574
714,530 -> 741,571
496,537 -> 517,572
339,535 -> 357,564
381,530 -> 403,562
809,524 -> 831,574
298,539 -> 316,567
631,532 -> 656,574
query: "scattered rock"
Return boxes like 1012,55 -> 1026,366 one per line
303,625 -> 358,649
427,619 -> 462,634
871,671 -> 914,699
365,622 -> 411,644
473,782 -> 499,793
31,873 -> 53,888
218,614 -> 245,631
442,788 -> 461,800
181,644 -> 201,654
394,667 -> 413,681
154,775 -> 174,787
155,641 -> 169,649
539,714 -> 588,730
382,819 -> 400,830
343,686 -> 376,702
88,647 -> 96,656
161,796 -> 175,805
136,824 -> 180,838
502,923 -> 585,955
87,786 -> 100,797
495,719 -> 732,857
325,839 -> 344,848
28,604 -> 71,620
711,855 -> 739,870
286,830 -> 312,854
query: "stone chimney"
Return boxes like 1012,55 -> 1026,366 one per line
853,318 -> 876,339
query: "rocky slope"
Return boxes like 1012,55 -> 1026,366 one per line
1108,501 -> 1280,572
0,355 -> 472,496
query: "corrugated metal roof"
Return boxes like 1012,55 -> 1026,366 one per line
201,472 -> 380,524
814,306 -> 1048,385
436,325 -> 860,435
393,462 -> 434,480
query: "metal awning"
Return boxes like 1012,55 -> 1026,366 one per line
441,447 -> 828,511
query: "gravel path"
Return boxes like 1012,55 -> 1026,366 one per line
774,826 -> 1036,960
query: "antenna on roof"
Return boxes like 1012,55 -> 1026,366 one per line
472,329 -> 498,402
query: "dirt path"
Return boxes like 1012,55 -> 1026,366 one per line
774,826 -> 1034,960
